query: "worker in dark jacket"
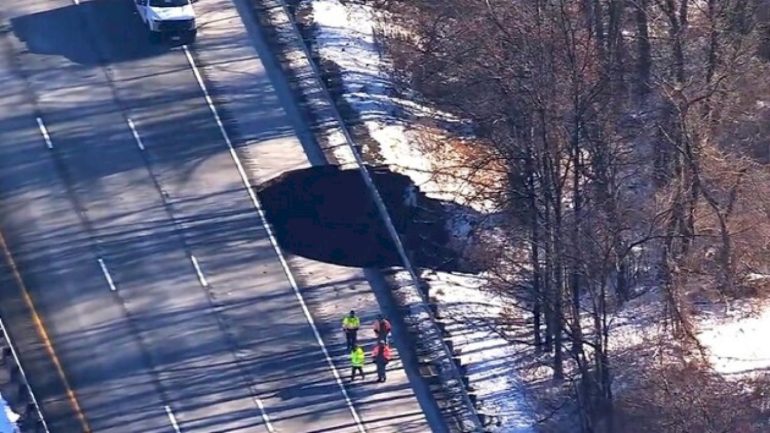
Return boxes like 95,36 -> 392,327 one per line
371,341 -> 392,382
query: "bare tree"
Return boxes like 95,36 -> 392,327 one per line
380,0 -> 770,431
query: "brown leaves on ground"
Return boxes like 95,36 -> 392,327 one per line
616,362 -> 770,433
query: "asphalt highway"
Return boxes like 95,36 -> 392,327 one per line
0,0 -> 432,432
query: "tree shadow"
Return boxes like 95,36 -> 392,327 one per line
257,165 -> 482,272
10,0 -> 174,66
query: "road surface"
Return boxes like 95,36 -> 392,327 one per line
0,0 -> 435,431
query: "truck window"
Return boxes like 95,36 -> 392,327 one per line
148,0 -> 189,6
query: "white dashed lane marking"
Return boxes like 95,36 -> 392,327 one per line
126,118 -> 146,150
36,117 -> 53,149
164,405 -> 182,433
97,258 -> 117,292
190,255 -> 208,287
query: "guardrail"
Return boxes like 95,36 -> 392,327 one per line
0,318 -> 49,433
250,1 -> 484,431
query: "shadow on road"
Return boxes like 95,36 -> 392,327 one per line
257,165 -> 481,272
11,0 -> 169,65
0,1 -> 440,431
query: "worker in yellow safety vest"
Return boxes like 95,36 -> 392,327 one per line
350,345 -> 366,381
342,310 -> 360,351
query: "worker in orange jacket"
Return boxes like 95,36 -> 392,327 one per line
372,314 -> 392,343
371,340 -> 392,382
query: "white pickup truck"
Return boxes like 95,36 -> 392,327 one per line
134,0 -> 197,42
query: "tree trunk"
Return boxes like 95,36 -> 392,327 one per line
591,0 -> 607,63
527,142 -> 544,349
552,182 -> 565,381
634,0 -> 652,95
543,193 -> 554,353
570,118 -> 584,359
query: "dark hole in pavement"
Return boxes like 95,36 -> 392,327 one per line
257,165 -> 468,271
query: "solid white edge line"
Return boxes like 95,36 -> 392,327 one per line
36,117 -> 53,149
97,258 -> 117,292
183,45 -> 276,433
0,318 -> 51,433
164,405 -> 182,433
190,255 -> 208,287
183,45 -> 366,433
126,118 -> 146,151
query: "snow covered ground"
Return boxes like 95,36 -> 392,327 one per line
0,393 -> 19,433
606,286 -> 770,383
310,0 -> 493,211
310,0 -> 417,172
697,297 -> 770,377
301,0 -> 770,430
426,271 -> 535,432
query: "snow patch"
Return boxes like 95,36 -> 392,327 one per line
312,0 -> 495,211
699,304 -> 770,376
0,394 -> 19,433
428,271 -> 535,432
